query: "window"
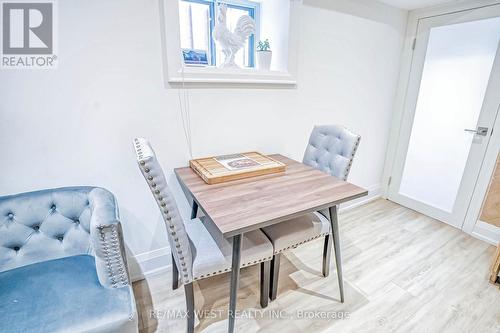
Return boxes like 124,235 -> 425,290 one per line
162,0 -> 298,84
179,0 -> 259,68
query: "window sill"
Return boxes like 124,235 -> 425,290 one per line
160,0 -> 301,88
167,66 -> 297,85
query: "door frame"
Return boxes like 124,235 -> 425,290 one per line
382,0 -> 500,242
463,105 -> 500,244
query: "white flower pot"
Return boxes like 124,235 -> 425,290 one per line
256,51 -> 272,71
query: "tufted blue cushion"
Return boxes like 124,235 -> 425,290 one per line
0,186 -> 137,332
303,125 -> 361,181
0,187 -> 98,272
0,186 -> 130,289
0,255 -> 136,333
0,186 -> 131,288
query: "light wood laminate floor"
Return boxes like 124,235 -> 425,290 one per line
133,199 -> 500,333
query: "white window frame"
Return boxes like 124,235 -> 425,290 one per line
160,0 -> 300,85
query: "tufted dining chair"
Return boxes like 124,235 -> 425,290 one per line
262,125 -> 360,302
134,138 -> 274,333
0,187 -> 138,333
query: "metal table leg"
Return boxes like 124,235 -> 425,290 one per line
329,205 -> 344,302
228,234 -> 242,333
191,200 -> 198,219
322,234 -> 332,277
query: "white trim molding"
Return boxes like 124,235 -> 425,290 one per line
462,107 -> 500,235
471,220 -> 500,245
129,247 -> 171,282
340,183 -> 381,212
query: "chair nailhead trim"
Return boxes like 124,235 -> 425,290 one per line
343,136 -> 360,180
98,225 -> 129,288
274,232 -> 330,254
137,140 -> 195,285
192,256 -> 273,281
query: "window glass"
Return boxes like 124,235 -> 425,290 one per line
179,0 -> 256,68
179,1 -> 212,63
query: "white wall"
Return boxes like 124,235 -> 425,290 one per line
0,0 -> 407,278
260,0 -> 290,71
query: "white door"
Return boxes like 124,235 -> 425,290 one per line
388,5 -> 500,229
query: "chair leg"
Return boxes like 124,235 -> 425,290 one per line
184,283 -> 195,333
322,234 -> 332,277
172,254 -> 179,290
260,261 -> 270,308
329,205 -> 345,303
269,253 -> 281,301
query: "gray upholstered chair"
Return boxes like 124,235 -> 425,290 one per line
134,138 -> 274,333
0,187 -> 138,333
262,125 -> 360,302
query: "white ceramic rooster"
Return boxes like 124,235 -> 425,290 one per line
212,3 -> 255,68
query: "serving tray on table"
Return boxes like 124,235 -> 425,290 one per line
189,152 -> 286,185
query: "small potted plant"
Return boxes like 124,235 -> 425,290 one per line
256,39 -> 272,70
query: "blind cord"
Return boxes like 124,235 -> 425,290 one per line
178,61 -> 193,159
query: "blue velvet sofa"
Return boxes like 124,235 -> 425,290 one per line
0,187 -> 138,333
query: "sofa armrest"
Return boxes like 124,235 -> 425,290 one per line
88,188 -> 130,289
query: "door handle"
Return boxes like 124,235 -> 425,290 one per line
464,127 -> 488,136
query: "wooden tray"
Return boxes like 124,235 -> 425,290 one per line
190,152 -> 286,184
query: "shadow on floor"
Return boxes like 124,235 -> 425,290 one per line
133,244 -> 369,332
133,275 -> 158,332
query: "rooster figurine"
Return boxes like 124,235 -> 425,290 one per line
212,3 -> 255,68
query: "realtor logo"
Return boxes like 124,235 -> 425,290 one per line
1,1 -> 57,68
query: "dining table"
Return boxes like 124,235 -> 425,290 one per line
174,154 -> 368,333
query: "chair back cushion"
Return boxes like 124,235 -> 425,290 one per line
0,187 -> 103,272
303,125 -> 360,180
134,138 -> 193,284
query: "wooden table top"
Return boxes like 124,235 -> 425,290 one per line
175,154 -> 368,237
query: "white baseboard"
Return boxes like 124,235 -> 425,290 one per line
129,246 -> 171,282
471,220 -> 500,246
339,183 -> 381,212
129,184 -> 382,282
